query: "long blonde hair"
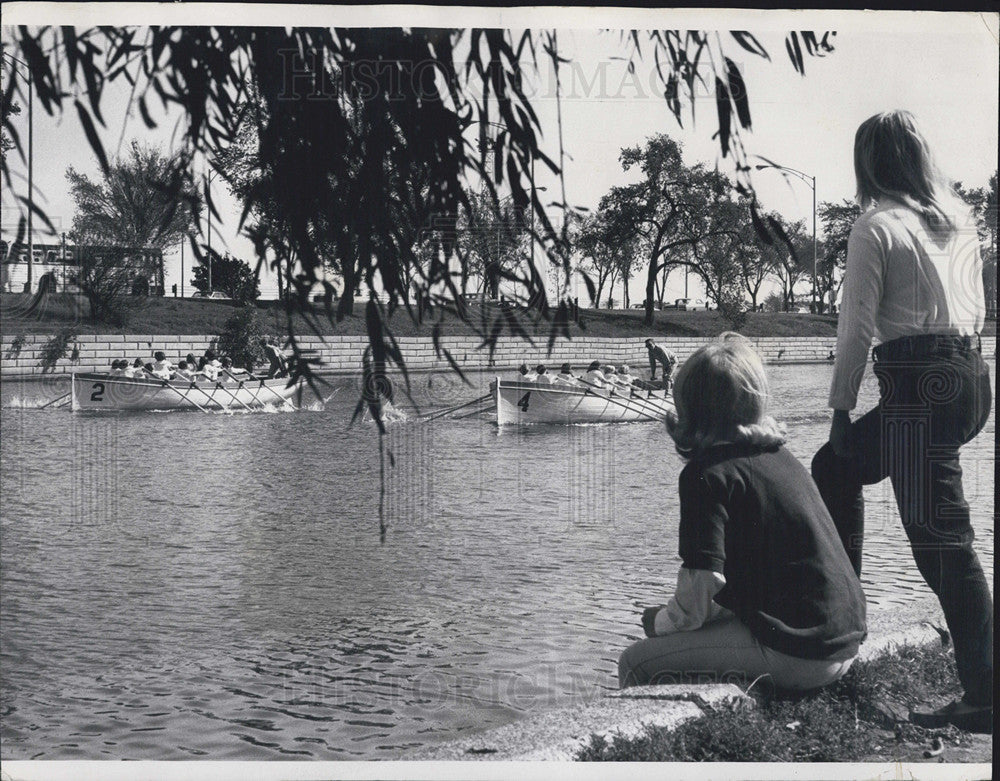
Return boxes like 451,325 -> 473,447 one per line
666,333 -> 785,459
854,110 -> 959,235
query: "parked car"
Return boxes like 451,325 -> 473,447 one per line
191,291 -> 232,301
672,298 -> 708,311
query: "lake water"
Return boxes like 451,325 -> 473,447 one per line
0,362 -> 994,760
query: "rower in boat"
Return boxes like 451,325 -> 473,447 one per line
150,351 -> 173,380
534,364 -> 555,384
200,349 -> 223,380
174,360 -> 197,382
583,360 -> 608,388
618,364 -> 636,386
553,363 -> 577,385
124,358 -> 145,378
518,363 -> 535,383
219,356 -> 250,382
602,365 -> 626,389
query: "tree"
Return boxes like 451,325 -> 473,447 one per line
738,221 -> 771,310
67,141 -> 199,251
955,173 -> 998,318
456,191 -> 528,299
65,142 -> 200,322
72,243 -> 144,326
6,26 -> 835,420
686,192 -> 758,309
575,211 -> 639,308
762,215 -> 811,311
601,134 -> 749,325
818,199 -> 861,312
192,252 -> 261,304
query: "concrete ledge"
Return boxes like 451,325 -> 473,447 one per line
411,593 -> 956,762
413,684 -> 750,761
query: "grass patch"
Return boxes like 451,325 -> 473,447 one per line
577,643 -> 986,762
5,293 -> 995,341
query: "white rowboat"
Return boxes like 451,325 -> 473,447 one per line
493,377 -> 674,425
71,372 -> 301,412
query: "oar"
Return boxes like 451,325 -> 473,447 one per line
244,373 -> 293,407
580,376 -> 669,418
572,377 -> 664,422
213,379 -> 254,412
159,379 -> 212,413
422,393 -> 491,422
453,404 -> 492,420
203,371 -> 253,411
39,392 -> 71,409
606,381 -> 673,419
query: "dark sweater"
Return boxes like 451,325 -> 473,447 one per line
678,442 -> 867,661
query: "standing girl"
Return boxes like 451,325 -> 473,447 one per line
619,335 -> 866,691
812,110 -> 992,732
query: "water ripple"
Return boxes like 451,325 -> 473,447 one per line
1,364 -> 993,759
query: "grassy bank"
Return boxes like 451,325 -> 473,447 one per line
0,292 -> 860,339
577,643 -> 990,763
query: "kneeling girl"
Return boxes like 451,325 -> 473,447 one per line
618,335 -> 866,691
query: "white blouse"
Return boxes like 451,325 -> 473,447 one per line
828,197 -> 984,410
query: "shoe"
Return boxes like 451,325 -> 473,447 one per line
910,699 -> 993,734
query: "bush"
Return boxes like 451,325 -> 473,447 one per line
38,329 -> 76,374
216,305 -> 265,371
193,252 -> 260,305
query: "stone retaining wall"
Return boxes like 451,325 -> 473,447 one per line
1,333 -> 996,379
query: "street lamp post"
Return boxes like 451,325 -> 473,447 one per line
755,163 -> 818,312
204,168 -> 215,293
4,53 -> 34,292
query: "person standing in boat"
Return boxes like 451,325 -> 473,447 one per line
810,110 -> 992,732
645,339 -> 677,388
618,335 -> 866,692
261,337 -> 288,379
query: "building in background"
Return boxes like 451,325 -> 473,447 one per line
1,234 -> 164,296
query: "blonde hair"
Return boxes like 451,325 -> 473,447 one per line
853,110 -> 959,235
666,333 -> 785,458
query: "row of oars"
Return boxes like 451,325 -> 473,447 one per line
419,392 -> 493,422
573,377 -> 669,422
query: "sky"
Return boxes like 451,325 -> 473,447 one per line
2,5 -> 998,303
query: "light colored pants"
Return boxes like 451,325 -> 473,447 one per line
618,615 -> 855,691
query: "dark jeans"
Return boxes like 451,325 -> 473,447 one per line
811,335 -> 993,707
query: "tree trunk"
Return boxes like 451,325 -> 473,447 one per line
338,258 -> 357,317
